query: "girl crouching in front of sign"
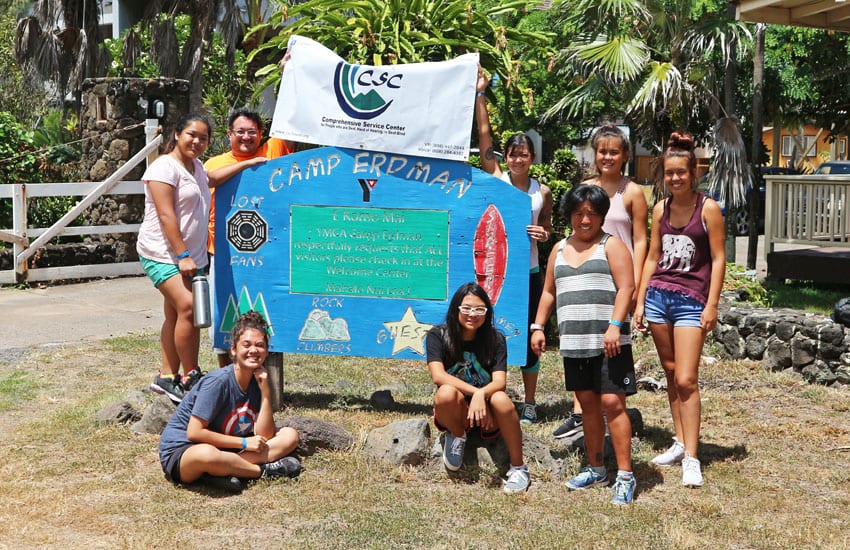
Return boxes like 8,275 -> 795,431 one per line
531,185 -> 637,504
158,311 -> 301,493
426,282 -> 531,494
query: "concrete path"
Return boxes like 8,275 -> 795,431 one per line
0,276 -> 162,351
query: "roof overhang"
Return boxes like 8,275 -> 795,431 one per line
737,0 -> 850,32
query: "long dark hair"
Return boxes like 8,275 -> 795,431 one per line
440,282 -> 498,368
164,113 -> 212,153
504,133 -> 535,158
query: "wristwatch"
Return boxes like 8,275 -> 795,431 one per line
530,323 -> 545,332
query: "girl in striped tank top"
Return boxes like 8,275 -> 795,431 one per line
531,185 -> 638,504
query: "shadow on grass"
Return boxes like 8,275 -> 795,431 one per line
282,391 -> 432,415
641,424 -> 749,467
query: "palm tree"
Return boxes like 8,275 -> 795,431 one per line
543,0 -> 751,151
15,0 -> 109,106
14,0 -> 254,111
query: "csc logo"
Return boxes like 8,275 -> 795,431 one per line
333,62 -> 404,120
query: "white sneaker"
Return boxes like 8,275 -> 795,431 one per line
682,456 -> 704,487
651,438 -> 685,466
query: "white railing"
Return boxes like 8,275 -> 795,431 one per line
0,124 -> 161,284
764,174 -> 850,264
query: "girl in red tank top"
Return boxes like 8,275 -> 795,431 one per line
634,132 -> 726,489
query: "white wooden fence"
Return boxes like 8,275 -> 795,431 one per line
764,174 -> 850,261
0,123 -> 162,284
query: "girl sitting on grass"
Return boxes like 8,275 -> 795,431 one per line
158,311 -> 301,493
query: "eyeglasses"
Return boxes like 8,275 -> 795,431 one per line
231,129 -> 259,137
459,305 -> 488,316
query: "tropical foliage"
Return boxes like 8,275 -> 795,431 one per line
249,0 -> 552,118
544,0 -> 752,152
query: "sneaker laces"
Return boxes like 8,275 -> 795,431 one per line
449,435 -> 466,455
613,476 -> 633,499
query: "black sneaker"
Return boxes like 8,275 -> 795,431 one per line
261,456 -> 302,479
150,374 -> 185,404
200,474 -> 242,494
182,368 -> 206,393
553,413 -> 583,439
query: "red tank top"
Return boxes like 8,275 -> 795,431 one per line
648,194 -> 712,305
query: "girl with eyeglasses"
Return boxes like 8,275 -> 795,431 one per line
426,282 -> 530,494
531,185 -> 637,504
475,69 -> 554,425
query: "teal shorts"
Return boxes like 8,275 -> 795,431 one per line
140,257 -> 205,288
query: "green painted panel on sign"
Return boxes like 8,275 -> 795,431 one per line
290,205 -> 450,300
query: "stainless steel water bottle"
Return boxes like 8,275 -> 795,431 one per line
192,275 -> 212,328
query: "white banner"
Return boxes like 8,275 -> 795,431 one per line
271,35 -> 478,161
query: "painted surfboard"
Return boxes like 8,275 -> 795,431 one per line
473,204 -> 508,304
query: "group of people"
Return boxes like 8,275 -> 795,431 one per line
137,110 -> 298,492
139,90 -> 724,499
429,80 -> 724,502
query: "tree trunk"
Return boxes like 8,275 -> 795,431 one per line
747,24 -> 766,269
724,0 -> 738,262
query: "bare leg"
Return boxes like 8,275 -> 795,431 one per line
489,391 -> 525,466
433,385 -> 468,437
521,371 -> 538,404
601,393 -> 632,471
575,390 -> 605,467
158,274 -> 200,377
159,299 -> 179,377
178,427 -> 300,483
671,326 -> 705,458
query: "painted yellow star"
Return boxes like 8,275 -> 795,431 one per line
383,306 -> 433,356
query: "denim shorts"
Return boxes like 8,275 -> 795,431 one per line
643,287 -> 704,327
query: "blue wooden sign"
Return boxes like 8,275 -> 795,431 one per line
212,146 -> 531,364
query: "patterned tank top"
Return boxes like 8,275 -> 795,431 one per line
553,234 -> 631,358
648,194 -> 712,305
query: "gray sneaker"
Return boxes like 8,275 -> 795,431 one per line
502,465 -> 531,494
552,413 -> 583,438
150,373 -> 184,404
519,402 -> 537,425
442,432 -> 467,471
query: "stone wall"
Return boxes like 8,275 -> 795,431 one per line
78,77 -> 190,240
1,78 -> 192,274
714,293 -> 850,387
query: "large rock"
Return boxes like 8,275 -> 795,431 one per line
96,400 -> 142,425
130,395 -> 176,434
833,297 -> 850,328
363,418 -> 430,466
277,415 -> 354,456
